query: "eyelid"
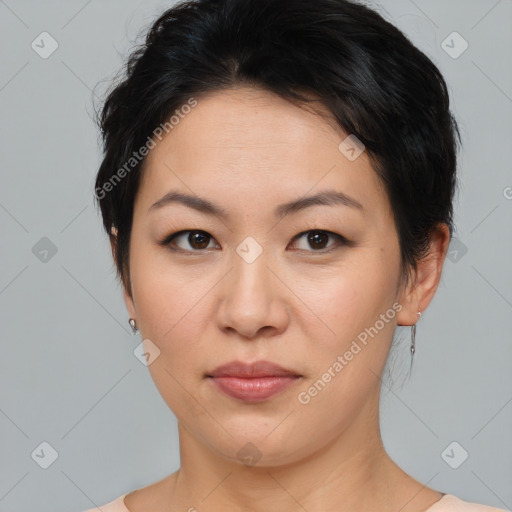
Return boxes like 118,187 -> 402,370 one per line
159,228 -> 352,253
289,229 -> 352,252
158,230 -> 219,251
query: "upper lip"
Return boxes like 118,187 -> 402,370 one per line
207,360 -> 301,378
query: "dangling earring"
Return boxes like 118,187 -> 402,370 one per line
410,311 -> 421,371
128,318 -> 138,335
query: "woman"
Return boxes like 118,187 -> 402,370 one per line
86,0 -> 507,510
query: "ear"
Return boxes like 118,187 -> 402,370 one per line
396,223 -> 451,326
109,227 -> 137,320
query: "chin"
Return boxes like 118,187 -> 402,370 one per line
205,427 -> 316,469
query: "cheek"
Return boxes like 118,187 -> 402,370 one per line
295,251 -> 399,403
131,253 -> 215,416
129,243 -> 213,356
293,267 -> 397,417
304,255 -> 397,338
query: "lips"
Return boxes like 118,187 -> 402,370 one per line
207,360 -> 301,378
206,360 -> 302,403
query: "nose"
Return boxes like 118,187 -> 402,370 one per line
216,251 -> 290,340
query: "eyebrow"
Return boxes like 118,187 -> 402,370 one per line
149,189 -> 364,219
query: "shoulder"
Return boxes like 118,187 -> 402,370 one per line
81,493 -> 129,512
430,495 -> 510,512
82,474 -> 176,511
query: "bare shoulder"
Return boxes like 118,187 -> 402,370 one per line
123,473 -> 177,512
431,495 -> 509,512
382,462 -> 447,512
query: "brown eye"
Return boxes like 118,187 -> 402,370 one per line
187,231 -> 211,249
160,228 -> 350,254
307,231 -> 329,249
160,230 -> 218,252
291,230 -> 348,252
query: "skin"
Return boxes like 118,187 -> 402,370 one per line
114,86 -> 450,512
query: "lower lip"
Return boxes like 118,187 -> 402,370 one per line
208,376 -> 301,402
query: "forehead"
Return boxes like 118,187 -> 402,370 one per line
137,87 -> 388,219
148,87 -> 344,171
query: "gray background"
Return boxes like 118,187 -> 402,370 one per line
1,1 -> 511,511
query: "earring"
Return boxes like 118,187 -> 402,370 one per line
410,311 -> 421,370
128,318 -> 138,335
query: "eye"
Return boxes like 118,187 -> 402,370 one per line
159,229 -> 350,254
159,230 -> 219,252
289,230 -> 348,252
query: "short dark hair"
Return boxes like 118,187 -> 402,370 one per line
95,0 -> 460,296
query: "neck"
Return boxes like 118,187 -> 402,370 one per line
166,390 -> 419,512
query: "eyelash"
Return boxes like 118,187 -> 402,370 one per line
158,229 -> 352,254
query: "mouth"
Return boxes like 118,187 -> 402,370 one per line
206,360 -> 302,403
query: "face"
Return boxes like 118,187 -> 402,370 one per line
123,87 -> 410,466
